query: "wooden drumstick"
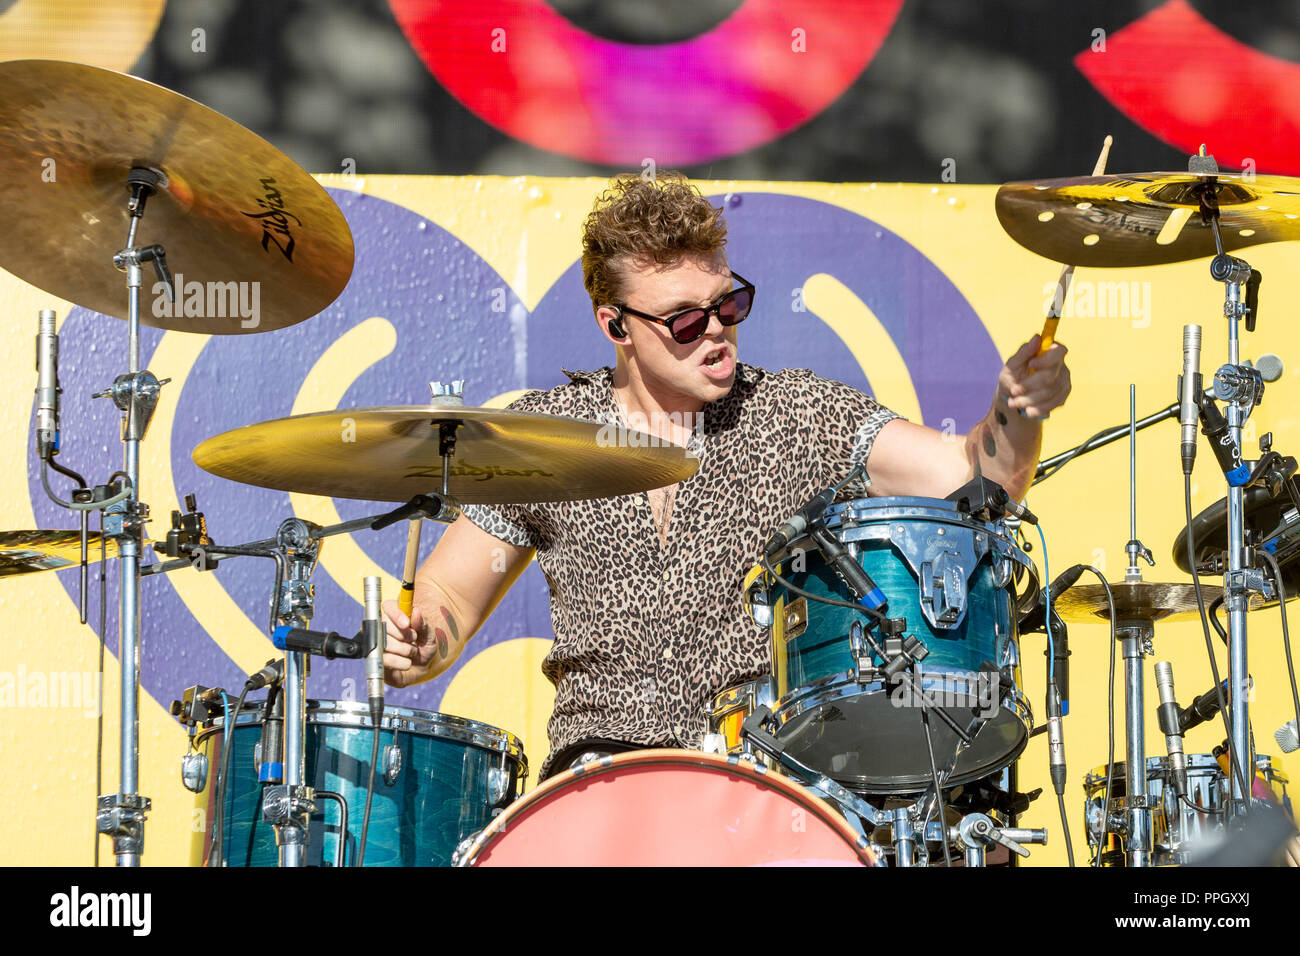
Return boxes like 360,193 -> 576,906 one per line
1038,134 -> 1113,355
398,518 -> 422,617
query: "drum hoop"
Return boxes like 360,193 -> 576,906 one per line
706,677 -> 776,719
1082,752 -> 1227,786
454,748 -> 876,867
764,497 -> 1040,602
775,668 -> 1030,725
197,699 -> 527,766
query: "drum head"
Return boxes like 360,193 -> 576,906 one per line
459,749 -> 876,866
776,679 -> 1029,792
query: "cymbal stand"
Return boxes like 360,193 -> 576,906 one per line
1199,175 -> 1268,815
95,167 -> 174,867
1118,385 -> 1157,866
262,517 -> 322,868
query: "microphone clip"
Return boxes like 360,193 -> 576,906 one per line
946,475 -> 1037,526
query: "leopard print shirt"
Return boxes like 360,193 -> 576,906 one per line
461,363 -> 900,778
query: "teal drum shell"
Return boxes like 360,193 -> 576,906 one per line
194,700 -> 527,867
762,497 -> 1038,793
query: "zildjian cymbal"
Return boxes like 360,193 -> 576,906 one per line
1052,580 -> 1255,625
192,406 -> 700,504
0,530 -> 123,577
0,60 -> 354,332
996,171 -> 1300,267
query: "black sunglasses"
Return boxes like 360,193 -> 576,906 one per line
614,272 -> 756,344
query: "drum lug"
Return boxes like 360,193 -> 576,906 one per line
488,767 -> 511,807
920,551 -> 967,627
990,549 -> 1012,589
180,750 -> 209,794
382,744 -> 402,785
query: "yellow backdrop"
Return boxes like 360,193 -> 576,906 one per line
1,174 -> 1295,866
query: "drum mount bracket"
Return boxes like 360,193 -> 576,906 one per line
96,793 -> 151,859
262,784 -> 317,846
850,619 -> 927,684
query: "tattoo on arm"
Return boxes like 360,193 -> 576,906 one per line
441,606 -> 460,643
982,425 -> 997,459
995,409 -> 1008,427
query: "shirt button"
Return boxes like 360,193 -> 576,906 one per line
673,725 -> 684,737
661,569 -> 671,582
662,648 -> 673,660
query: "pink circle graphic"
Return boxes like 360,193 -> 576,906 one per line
388,0 -> 904,165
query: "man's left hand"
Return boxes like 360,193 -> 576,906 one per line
998,334 -> 1071,421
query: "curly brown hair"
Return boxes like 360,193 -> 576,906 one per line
581,172 -> 728,310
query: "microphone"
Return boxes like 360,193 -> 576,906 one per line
1177,678 -> 1231,732
1276,719 -> 1299,754
1048,563 -> 1087,596
271,625 -> 363,659
1250,353 -> 1284,384
1196,391 -> 1250,487
244,658 -> 284,692
35,310 -> 59,460
763,463 -> 866,560
1180,324 -> 1201,475
257,685 -> 284,785
363,576 -> 385,722
810,526 -> 887,611
1020,565 -> 1081,713
1155,661 -> 1189,797
764,486 -> 838,559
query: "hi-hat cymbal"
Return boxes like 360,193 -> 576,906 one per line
1053,580 -> 1241,625
193,406 -> 700,504
996,172 -> 1300,268
0,530 -> 120,577
0,60 -> 354,332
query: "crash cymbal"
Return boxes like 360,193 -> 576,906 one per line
0,530 -> 121,577
193,406 -> 700,504
996,171 -> 1300,268
1172,478 -> 1300,607
0,60 -> 353,332
1053,580 -> 1250,625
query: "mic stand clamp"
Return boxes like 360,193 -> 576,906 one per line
96,794 -> 152,861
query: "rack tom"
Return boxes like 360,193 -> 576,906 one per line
750,496 -> 1038,793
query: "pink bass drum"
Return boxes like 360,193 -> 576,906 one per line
453,749 -> 878,866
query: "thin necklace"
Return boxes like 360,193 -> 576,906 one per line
653,485 -> 677,546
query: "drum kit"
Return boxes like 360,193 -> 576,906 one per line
4,59 -> 1297,867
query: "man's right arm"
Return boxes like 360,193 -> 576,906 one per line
382,514 -> 534,688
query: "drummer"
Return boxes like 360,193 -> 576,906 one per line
383,171 -> 1071,780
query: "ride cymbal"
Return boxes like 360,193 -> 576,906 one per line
193,406 -> 700,504
0,60 -> 354,332
996,172 -> 1300,268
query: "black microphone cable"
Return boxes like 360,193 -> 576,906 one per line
1259,549 -> 1300,767
919,707 -> 953,867
1076,566 -> 1116,867
209,683 -> 251,866
357,718 -> 381,867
